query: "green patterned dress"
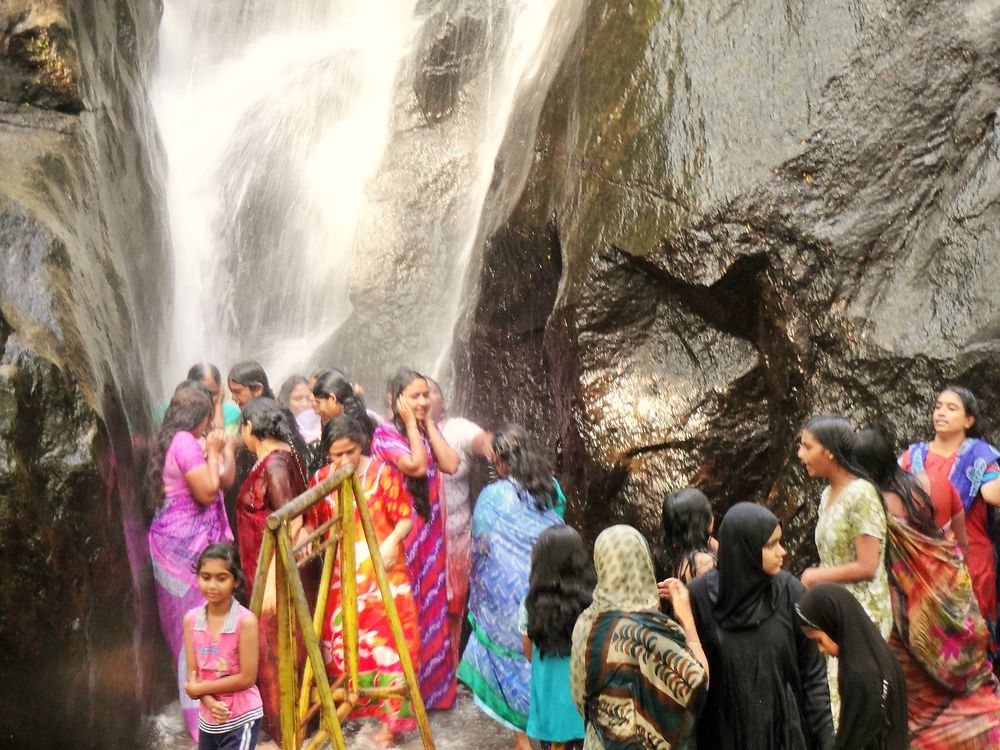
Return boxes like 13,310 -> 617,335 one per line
814,477 -> 892,721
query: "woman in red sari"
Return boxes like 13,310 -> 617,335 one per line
236,397 -> 309,743
370,368 -> 459,709
901,386 -> 1000,657
306,415 -> 420,748
857,427 -> 1000,748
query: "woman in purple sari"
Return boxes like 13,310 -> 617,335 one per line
370,368 -> 459,709
148,380 -> 233,739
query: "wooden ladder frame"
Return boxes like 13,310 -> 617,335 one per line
248,462 -> 435,749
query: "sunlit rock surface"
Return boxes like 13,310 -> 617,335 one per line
0,1 -> 165,746
459,0 -> 1000,563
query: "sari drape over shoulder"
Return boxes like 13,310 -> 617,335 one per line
886,515 -> 1000,748
903,440 -> 1000,656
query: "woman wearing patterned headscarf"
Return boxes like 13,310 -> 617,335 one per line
687,502 -> 834,750
570,525 -> 708,749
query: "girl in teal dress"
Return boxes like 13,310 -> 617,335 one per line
519,525 -> 595,750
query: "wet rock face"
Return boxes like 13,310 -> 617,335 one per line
0,0 -> 165,746
459,0 -> 1000,563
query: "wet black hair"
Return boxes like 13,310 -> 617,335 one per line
277,374 -> 310,407
187,362 -> 222,386
656,487 -> 714,581
313,371 -> 375,447
492,424 -> 555,510
386,367 -> 431,521
803,414 -> 873,482
193,542 -> 247,599
319,414 -> 370,464
940,384 -> 986,440
228,360 -> 274,399
240,397 -> 309,485
525,525 -> 596,658
853,427 -> 938,536
240,397 -> 294,442
146,380 -> 213,513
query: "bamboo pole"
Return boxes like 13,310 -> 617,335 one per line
297,538 -> 336,719
275,527 -> 299,750
276,522 -> 348,750
340,477 -> 360,691
351,473 -> 435,749
248,528 -> 275,615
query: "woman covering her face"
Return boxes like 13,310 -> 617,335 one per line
687,502 -> 834,750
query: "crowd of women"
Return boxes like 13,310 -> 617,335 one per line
148,367 -> 1000,750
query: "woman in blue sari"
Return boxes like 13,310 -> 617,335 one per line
458,425 -> 564,750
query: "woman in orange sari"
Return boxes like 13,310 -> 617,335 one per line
306,414 -> 420,749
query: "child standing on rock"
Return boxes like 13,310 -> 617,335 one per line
183,543 -> 263,750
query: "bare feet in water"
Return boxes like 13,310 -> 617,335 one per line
374,724 -> 400,748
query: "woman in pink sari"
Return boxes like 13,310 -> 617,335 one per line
370,368 -> 459,709
148,380 -> 232,739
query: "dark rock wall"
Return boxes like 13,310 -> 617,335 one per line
458,0 -> 1000,564
0,1 -> 166,747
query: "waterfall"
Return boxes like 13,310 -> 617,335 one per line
151,0 -> 583,396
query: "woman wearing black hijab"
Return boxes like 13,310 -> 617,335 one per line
687,502 -> 834,750
796,583 -> 908,750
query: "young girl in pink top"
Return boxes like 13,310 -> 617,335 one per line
183,543 -> 263,749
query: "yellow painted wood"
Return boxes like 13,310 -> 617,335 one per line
340,477 -> 360,690
297,540 -> 336,719
275,529 -> 298,750
246,462 -> 435,749
351,473 -> 436,749
276,522 -> 347,750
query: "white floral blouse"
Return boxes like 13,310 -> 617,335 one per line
814,478 -> 893,639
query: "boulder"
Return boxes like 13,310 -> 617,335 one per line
458,0 -> 1000,563
0,0 -> 166,746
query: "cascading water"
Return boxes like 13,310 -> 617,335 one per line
147,0 -> 582,737
152,0 -> 583,397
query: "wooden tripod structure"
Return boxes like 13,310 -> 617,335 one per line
248,462 -> 435,749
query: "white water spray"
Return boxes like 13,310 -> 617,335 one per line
152,0 -> 582,394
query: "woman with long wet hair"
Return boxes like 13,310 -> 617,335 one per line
798,415 -> 892,720
458,424 -> 564,749
655,486 -> 717,584
901,385 -> 1000,657
854,427 -> 1000,748
370,367 -> 459,709
147,380 -> 233,739
236,397 -> 309,742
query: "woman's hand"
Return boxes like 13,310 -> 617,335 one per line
205,428 -> 227,454
657,578 -> 674,601
662,578 -> 693,622
378,539 -> 399,569
396,395 -> 417,429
